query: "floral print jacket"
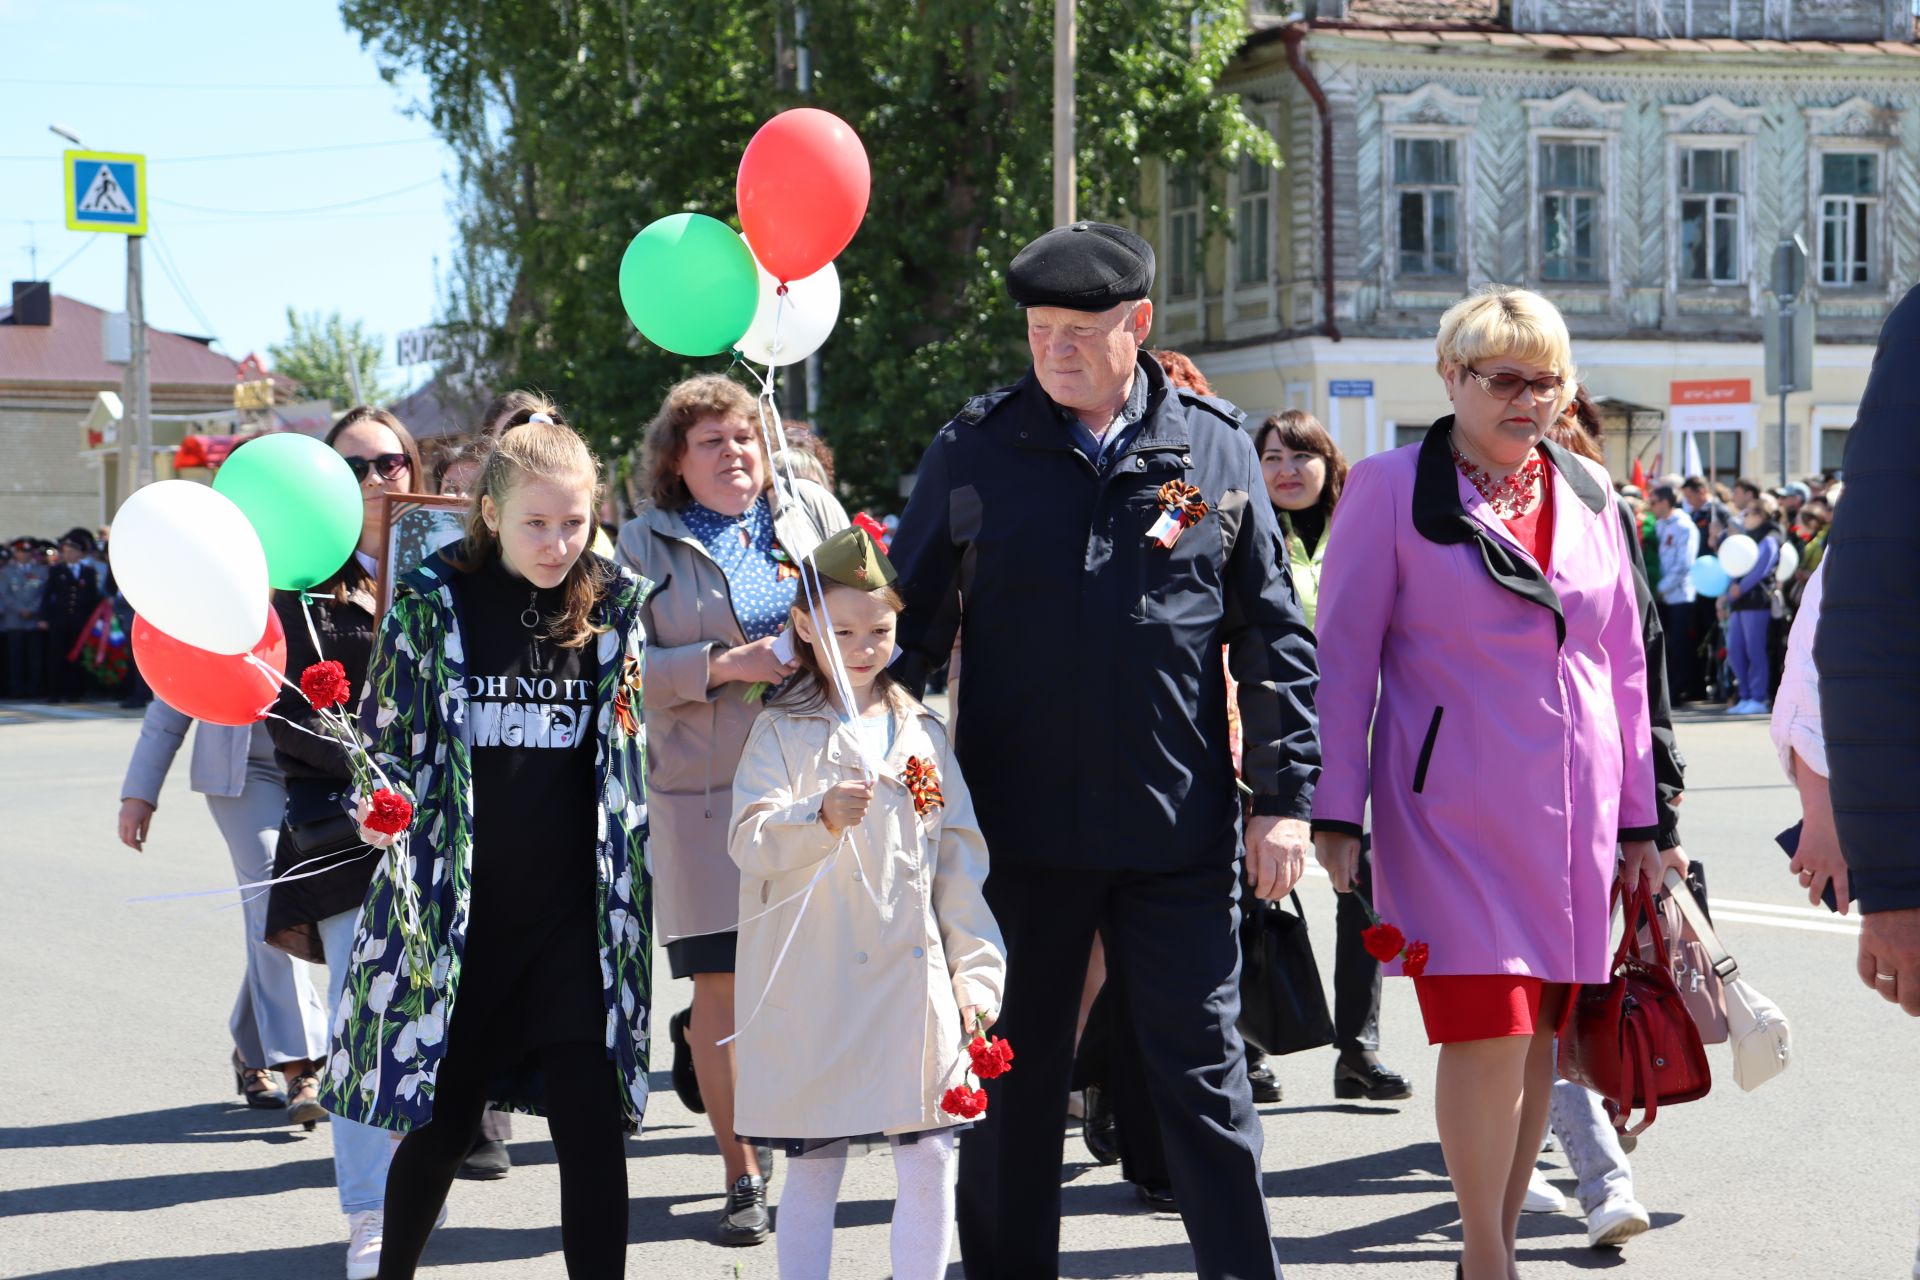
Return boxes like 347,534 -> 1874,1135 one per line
318,552 -> 653,1133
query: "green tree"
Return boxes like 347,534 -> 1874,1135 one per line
268,308 -> 397,408
342,0 -> 1274,508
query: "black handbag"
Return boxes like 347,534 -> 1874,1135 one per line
282,777 -> 361,860
1237,891 -> 1336,1056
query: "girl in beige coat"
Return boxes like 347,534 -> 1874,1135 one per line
728,527 -> 1005,1280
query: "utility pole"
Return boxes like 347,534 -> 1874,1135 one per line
128,235 -> 153,491
1765,235 -> 1809,488
1053,0 -> 1076,226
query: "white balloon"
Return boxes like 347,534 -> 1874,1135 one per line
737,259 -> 840,367
1716,533 -> 1759,579
1775,539 -> 1800,584
112,481 -> 270,655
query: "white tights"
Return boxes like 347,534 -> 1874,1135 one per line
774,1130 -> 958,1280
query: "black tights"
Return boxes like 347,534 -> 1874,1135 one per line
377,1040 -> 628,1279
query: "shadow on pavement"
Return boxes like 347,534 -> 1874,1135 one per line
0,1154 -> 334,1217
0,1102 -> 319,1150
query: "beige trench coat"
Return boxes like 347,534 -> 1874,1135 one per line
727,696 -> 1006,1141
614,478 -> 847,943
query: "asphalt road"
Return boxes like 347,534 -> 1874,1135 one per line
1,706 -> 1913,1279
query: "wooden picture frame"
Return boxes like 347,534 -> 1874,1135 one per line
378,493 -> 470,616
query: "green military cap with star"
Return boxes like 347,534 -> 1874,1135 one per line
805,525 -> 897,589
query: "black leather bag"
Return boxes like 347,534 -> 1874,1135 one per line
1237,891 -> 1336,1056
282,778 -> 360,860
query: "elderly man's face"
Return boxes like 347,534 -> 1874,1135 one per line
1026,301 -> 1153,414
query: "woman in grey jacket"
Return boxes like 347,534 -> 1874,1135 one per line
616,373 -> 847,1246
117,702 -> 331,1117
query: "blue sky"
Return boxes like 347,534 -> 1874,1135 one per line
0,0 -> 459,392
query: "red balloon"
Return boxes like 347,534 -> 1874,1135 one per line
133,611 -> 288,727
737,108 -> 871,283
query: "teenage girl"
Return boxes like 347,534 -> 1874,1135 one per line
319,411 -> 652,1279
728,526 -> 1006,1280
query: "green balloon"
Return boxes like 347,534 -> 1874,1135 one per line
619,213 -> 760,357
213,433 -> 364,591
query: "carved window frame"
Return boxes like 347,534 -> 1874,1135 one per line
1226,103 -> 1282,341
1523,91 -> 1624,296
1662,96 -> 1765,302
1159,162 -> 1205,339
1377,85 -> 1480,295
1802,98 -> 1898,299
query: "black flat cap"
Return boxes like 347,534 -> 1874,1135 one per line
1007,221 -> 1155,311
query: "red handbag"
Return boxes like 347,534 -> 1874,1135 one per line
1560,877 -> 1712,1134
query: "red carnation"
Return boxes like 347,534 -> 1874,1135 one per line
968,1035 -> 1015,1080
300,660 -> 351,711
362,788 -> 413,837
941,1085 -> 988,1119
1402,941 -> 1430,978
1361,922 -> 1406,964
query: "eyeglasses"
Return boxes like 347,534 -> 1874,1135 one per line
1463,367 -> 1566,403
342,453 -> 411,481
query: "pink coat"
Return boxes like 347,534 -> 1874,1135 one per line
1311,421 -> 1657,984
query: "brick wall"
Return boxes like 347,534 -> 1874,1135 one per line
0,398 -> 100,536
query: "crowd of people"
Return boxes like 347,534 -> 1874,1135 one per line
1,525 -> 149,706
90,216 -> 1918,1280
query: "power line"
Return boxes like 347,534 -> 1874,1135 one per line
150,233 -> 222,345
153,178 -> 444,218
43,235 -> 99,281
0,77 -> 390,91
0,139 -> 443,166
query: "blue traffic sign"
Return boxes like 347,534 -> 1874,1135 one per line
64,150 -> 147,235
1329,379 -> 1374,398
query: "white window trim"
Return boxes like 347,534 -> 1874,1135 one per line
1383,125 -> 1473,290
1807,139 -> 1892,294
1811,403 -> 1858,475
1160,163 -> 1204,336
1666,134 -> 1758,298
1528,130 -> 1618,292
1225,105 -> 1281,342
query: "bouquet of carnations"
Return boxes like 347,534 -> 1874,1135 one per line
941,1016 -> 1014,1120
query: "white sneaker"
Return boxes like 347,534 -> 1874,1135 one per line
346,1204 -> 447,1278
345,1210 -> 383,1280
1523,1166 -> 1566,1214
1587,1195 -> 1652,1248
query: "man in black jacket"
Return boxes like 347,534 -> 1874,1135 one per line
1817,284 -> 1920,1017
889,222 -> 1319,1279
39,529 -> 102,702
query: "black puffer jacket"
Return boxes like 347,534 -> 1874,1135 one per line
1817,284 -> 1920,914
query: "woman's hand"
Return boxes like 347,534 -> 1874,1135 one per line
960,1005 -> 997,1039
1313,831 -> 1363,893
819,779 -> 874,835
1618,840 -> 1659,893
710,635 -> 798,688
1726,582 -> 1742,601
117,798 -> 154,852
1790,768 -> 1850,914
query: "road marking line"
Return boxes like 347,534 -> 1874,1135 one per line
1714,896 -> 1854,922
1693,909 -> 1858,936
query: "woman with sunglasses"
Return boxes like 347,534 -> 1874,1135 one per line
263,406 -> 427,1280
1311,288 -> 1657,1280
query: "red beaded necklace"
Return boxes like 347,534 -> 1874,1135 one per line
1451,439 -> 1546,519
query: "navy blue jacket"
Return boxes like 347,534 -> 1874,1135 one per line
1817,283 -> 1920,914
889,353 -> 1320,873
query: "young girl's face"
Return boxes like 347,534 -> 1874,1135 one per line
484,473 -> 595,589
794,584 -> 897,696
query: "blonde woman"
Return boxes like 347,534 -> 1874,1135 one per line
1312,287 -> 1657,1279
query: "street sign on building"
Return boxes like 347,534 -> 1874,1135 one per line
63,151 -> 147,236
396,326 -> 453,367
1329,379 -> 1374,398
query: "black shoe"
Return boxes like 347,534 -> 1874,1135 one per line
1333,1054 -> 1414,1101
1134,1180 -> 1176,1209
670,1007 -> 706,1115
459,1138 -> 511,1180
1247,1061 -> 1283,1104
716,1174 -> 770,1246
1081,1085 -> 1119,1166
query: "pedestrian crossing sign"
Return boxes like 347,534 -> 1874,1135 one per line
64,150 -> 147,235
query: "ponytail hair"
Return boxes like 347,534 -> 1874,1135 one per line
457,400 -> 610,649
